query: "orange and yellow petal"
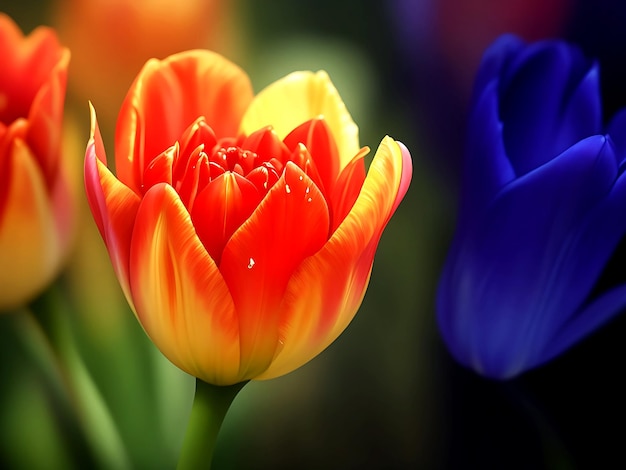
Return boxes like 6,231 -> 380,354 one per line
257,136 -> 412,380
115,50 -> 254,192
128,183 -> 241,385
84,106 -> 141,303
0,139 -> 62,310
219,163 -> 330,379
239,70 -> 360,172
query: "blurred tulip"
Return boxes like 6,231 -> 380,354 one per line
437,35 -> 626,379
54,0 -> 239,126
84,50 -> 412,385
0,14 -> 74,310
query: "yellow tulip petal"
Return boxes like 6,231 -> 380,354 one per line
129,183 -> 241,385
258,137 -> 412,379
115,50 -> 254,192
240,70 -> 360,172
220,162 -> 330,379
0,139 -> 60,309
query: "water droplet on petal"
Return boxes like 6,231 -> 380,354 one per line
307,197 -> 312,203
247,258 -> 255,269
285,184 -> 291,194
299,175 -> 303,181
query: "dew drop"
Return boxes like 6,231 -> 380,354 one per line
307,197 -> 312,203
305,187 -> 310,194
299,175 -> 303,181
247,258 -> 255,269
285,184 -> 291,194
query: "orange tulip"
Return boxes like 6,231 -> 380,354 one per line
0,14 -> 74,310
84,50 -> 412,385
54,0 -> 237,125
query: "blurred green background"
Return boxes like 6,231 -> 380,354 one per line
1,0 -> 625,469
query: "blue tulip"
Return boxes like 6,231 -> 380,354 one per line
437,34 -> 626,379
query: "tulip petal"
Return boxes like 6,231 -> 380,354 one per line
0,119 -> 28,215
283,118 -> 340,195
0,139 -> 60,309
115,50 -> 254,192
129,183 -> 241,385
220,163 -> 330,379
438,135 -> 619,378
26,48 -> 69,187
500,41 -> 601,174
84,105 -> 141,304
328,146 -> 368,232
0,15 -> 65,124
542,284 -> 626,366
461,81 -> 515,226
191,172 -> 262,264
537,166 -> 626,366
258,137 -> 411,380
239,70 -> 360,172
470,34 -> 525,104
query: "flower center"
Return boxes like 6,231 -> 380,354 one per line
142,118 -> 289,211
140,115 -> 345,264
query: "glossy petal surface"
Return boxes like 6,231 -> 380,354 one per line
115,50 -> 254,193
259,137 -> 412,379
84,49 -> 412,384
437,34 -> 626,379
240,70 -> 360,171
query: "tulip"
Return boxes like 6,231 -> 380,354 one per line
54,0 -> 238,127
0,14 -> 74,310
437,34 -> 626,379
84,50 -> 412,386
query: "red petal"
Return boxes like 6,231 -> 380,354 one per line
143,145 -> 175,192
191,172 -> 262,264
329,146 -> 369,232
241,127 -> 290,167
115,51 -> 254,192
26,47 -> 69,188
283,118 -> 340,195
219,162 -> 330,378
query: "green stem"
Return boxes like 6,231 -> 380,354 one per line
4,284 -> 99,467
177,379 -> 246,469
27,280 -> 130,468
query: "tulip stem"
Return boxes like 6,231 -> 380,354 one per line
177,378 -> 246,469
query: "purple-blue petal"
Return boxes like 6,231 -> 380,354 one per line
438,136 -> 622,379
460,80 -> 515,226
499,43 -> 601,174
470,34 -> 526,106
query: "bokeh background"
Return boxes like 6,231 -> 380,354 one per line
1,0 -> 625,468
